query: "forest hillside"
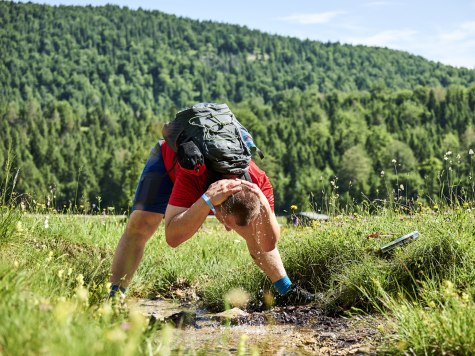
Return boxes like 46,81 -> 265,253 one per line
1,2 -> 475,212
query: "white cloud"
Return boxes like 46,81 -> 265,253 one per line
344,29 -> 418,48
278,11 -> 343,25
439,21 -> 475,42
343,27 -> 474,68
429,22 -> 475,68
430,41 -> 475,68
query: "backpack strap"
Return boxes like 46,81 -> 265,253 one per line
204,170 -> 222,191
164,156 -> 178,178
242,170 -> 252,183
219,171 -> 253,182
205,170 -> 252,191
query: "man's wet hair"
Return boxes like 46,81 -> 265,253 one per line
220,185 -> 260,226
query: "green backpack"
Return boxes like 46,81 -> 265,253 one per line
163,103 -> 263,176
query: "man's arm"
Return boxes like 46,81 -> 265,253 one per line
164,179 -> 243,247
164,202 -> 209,248
256,201 -> 281,251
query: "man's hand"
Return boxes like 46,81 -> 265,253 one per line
240,179 -> 270,209
205,179 -> 243,206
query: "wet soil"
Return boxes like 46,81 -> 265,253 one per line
131,299 -> 383,355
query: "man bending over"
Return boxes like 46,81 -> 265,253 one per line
110,139 -> 314,305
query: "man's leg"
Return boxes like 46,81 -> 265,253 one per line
110,140 -> 173,295
229,221 -> 315,305
244,236 -> 316,305
110,210 -> 163,288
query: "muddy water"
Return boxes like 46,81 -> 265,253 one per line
131,299 -> 381,355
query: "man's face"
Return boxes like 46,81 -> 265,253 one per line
216,208 -> 241,231
217,211 -> 258,232
220,214 -> 237,231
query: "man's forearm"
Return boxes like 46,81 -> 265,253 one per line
165,179 -> 244,248
164,198 -> 210,247
257,204 -> 280,251
255,187 -> 280,251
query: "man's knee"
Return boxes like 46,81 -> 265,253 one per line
124,223 -> 153,243
124,211 -> 163,243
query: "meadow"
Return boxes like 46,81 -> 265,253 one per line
2,3 -> 475,354
1,197 -> 475,354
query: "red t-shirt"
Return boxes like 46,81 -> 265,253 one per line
161,142 -> 274,212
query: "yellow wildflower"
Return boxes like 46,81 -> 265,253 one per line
76,274 -> 84,286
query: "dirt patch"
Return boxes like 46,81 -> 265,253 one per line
230,305 -> 381,354
132,299 -> 383,354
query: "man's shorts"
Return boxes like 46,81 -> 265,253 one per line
132,140 -> 173,214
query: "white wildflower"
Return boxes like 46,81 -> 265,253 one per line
469,149 -> 474,155
391,159 -> 397,164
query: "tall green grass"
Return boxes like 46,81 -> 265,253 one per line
0,246 -> 151,355
0,151 -> 21,242
2,205 -> 475,354
369,279 -> 475,354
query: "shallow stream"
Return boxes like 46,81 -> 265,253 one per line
131,298 -> 381,355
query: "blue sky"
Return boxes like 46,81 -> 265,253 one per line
15,0 -> 475,69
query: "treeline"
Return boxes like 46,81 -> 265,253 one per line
3,86 -> 475,211
1,2 -> 475,212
